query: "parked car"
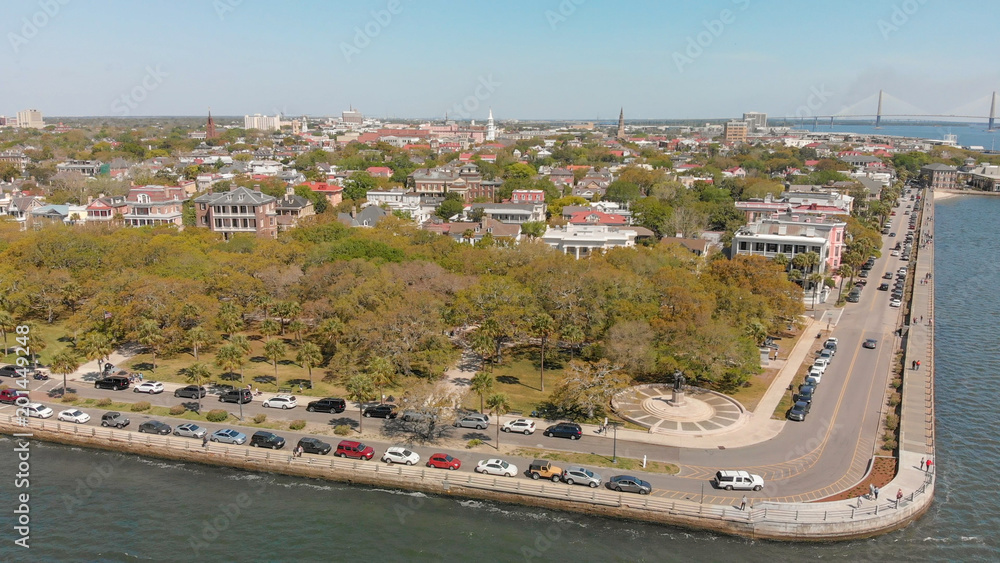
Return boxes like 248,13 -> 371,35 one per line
0,388 -> 29,404
100,411 -> 130,428
262,394 -> 298,409
454,413 -> 490,429
824,338 -> 838,351
811,359 -> 829,373
475,458 -> 517,477
426,453 -> 461,470
543,422 -> 583,440
297,437 -> 332,455
362,404 -> 397,419
381,446 -> 420,465
219,389 -> 253,404
306,397 -> 346,413
878,283 -> 890,291
335,440 -> 375,460
890,299 -> 902,308
133,381 -> 164,394
210,429 -> 247,445
713,470 -> 764,491
0,364 -> 35,377
863,339 -> 878,349
173,423 -> 207,438
883,272 -> 893,279
562,466 -> 601,488
174,385 -> 207,399
22,403 -> 53,418
94,376 -> 130,391
606,475 -> 652,495
787,400 -> 811,422
402,410 -> 436,423
818,349 -> 833,362
805,375 -> 821,387
527,459 -> 564,481
138,420 -> 172,435
250,430 -> 285,449
846,292 -> 860,303
796,384 -> 816,403
57,409 -> 91,424
502,418 -> 536,435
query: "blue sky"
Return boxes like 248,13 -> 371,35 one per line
2,0 -> 998,120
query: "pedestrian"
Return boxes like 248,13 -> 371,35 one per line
740,495 -> 747,511
858,493 -> 863,507
202,435 -> 208,448
874,486 -> 880,500
869,483 -> 875,498
604,417 -> 609,435
926,458 -> 933,473
896,488 -> 903,508
916,360 -> 921,370
920,457 -> 925,470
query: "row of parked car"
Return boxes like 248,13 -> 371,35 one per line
788,337 -> 837,421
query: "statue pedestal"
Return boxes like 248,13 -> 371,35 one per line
670,389 -> 686,407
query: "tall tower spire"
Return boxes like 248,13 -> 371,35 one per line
206,107 -> 218,139
617,107 -> 625,140
875,90 -> 884,129
486,107 -> 496,141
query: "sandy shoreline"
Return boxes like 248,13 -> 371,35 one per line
933,189 -> 1000,201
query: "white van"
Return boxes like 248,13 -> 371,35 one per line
713,470 -> 764,491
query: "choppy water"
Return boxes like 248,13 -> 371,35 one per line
0,196 -> 998,562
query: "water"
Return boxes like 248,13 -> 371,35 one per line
778,122 -> 1000,150
1,196 -> 999,562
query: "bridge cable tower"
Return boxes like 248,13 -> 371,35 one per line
989,91 -> 997,132
875,90 -> 884,129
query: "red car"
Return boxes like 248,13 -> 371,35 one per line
426,453 -> 461,470
335,440 -> 374,460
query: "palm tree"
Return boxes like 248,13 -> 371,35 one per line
835,264 -> 855,296
807,272 -> 825,309
79,332 -> 113,368
187,362 -> 212,413
215,302 -> 244,337
259,319 -> 280,342
215,343 -> 246,384
561,325 -> 585,358
50,349 -> 81,397
263,339 -> 286,388
470,371 -> 494,414
0,310 -> 15,353
486,392 -> 511,449
273,301 -> 302,335
186,326 -> 212,361
296,342 -> 323,389
287,320 -> 307,345
530,314 -> 556,392
136,319 -> 164,371
365,356 -> 396,403
345,373 -> 376,433
772,253 -> 789,271
230,334 -> 252,356
469,329 -> 495,372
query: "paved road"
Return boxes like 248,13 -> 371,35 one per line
1,189 -> 921,505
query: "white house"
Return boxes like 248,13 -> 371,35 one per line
541,224 -> 637,259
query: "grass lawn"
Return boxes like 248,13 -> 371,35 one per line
1,321 -> 77,366
57,396 -> 312,432
509,447 -> 679,475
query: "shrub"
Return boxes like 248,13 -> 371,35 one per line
131,401 -> 151,412
466,439 -> 483,449
334,425 -> 351,436
61,393 -> 78,403
891,378 -> 902,390
96,398 -> 112,407
888,393 -> 901,407
206,409 -> 229,422
883,437 -> 898,451
289,420 -> 306,430
169,405 -> 187,416
252,413 -> 267,424
885,413 -> 899,431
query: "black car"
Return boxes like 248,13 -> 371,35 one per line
250,431 -> 285,449
100,411 -> 130,428
606,475 -> 652,495
846,292 -> 860,303
363,404 -> 397,419
796,385 -> 815,403
219,389 -> 253,404
138,420 -> 172,435
787,400 -> 811,421
878,283 -> 889,291
863,339 -> 878,349
95,376 -> 130,390
543,422 -> 583,440
297,437 -> 332,455
858,270 -> 869,278
306,397 -> 346,413
0,364 -> 35,377
175,385 -> 207,399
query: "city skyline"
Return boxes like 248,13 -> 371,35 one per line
2,0 -> 998,120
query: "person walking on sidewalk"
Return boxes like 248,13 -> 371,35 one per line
920,457 -> 925,470
740,495 -> 747,511
896,488 -> 903,508
202,435 -> 208,449
926,458 -> 933,473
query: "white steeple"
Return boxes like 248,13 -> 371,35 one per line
486,107 -> 496,141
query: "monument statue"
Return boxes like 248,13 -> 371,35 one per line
673,370 -> 685,391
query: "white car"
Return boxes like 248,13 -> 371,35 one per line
806,368 -> 823,383
133,381 -> 164,394
475,458 -> 517,477
262,394 -> 298,409
891,250 -> 900,257
23,403 -> 54,419
502,418 -> 536,435
811,359 -> 829,374
57,409 -> 91,424
890,299 -> 902,308
381,446 -> 420,466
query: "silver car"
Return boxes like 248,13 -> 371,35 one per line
210,429 -> 247,445
562,466 -> 601,488
173,423 -> 207,438
454,413 -> 490,429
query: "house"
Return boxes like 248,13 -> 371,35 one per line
541,224 -> 637,258
424,217 -> 521,244
123,185 -> 188,227
301,181 -> 343,206
660,236 -> 711,256
194,186 -> 279,239
0,150 -> 29,172
366,166 -> 393,178
567,210 -> 628,226
722,166 -> 747,178
967,164 -> 1000,192
56,160 -> 104,177
365,188 -> 428,223
920,163 -> 959,190
510,189 -> 545,203
337,205 -> 389,227
731,212 -> 847,275
86,195 -> 128,222
571,181 -> 606,201
467,202 -> 546,224
546,167 -> 575,187
408,163 -> 492,202
7,195 -> 44,224
274,186 -> 315,230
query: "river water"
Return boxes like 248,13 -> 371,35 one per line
0,196 -> 998,562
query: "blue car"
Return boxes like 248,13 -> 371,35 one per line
210,429 -> 247,445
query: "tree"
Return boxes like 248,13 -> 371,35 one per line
0,310 -> 14,352
50,349 -> 81,397
0,162 -> 20,182
215,302 -> 244,337
346,373 -> 376,433
287,320 -> 307,344
343,171 -> 376,201
560,324 -> 585,357
215,342 -> 246,384
259,319 -> 280,341
604,180 -> 641,204
186,326 -> 212,361
486,392 -> 511,448
273,300 -> 302,335
520,221 -> 547,240
263,339 -> 286,387
436,198 -> 464,220
470,371 -> 494,414
530,314 -> 555,391
296,342 -> 323,389
550,359 -> 627,419
78,331 -> 113,367
230,334 -> 252,356
136,319 -> 164,371
365,355 -> 396,403
187,362 -> 212,412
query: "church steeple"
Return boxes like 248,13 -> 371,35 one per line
206,108 -> 218,139
486,107 -> 496,141
616,107 -> 625,140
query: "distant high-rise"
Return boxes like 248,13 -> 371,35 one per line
342,108 -> 363,125
16,109 -> 44,129
723,120 -> 748,143
742,112 -> 767,132
616,107 -> 625,139
486,108 -> 496,141
206,109 -> 218,139
244,113 -> 281,131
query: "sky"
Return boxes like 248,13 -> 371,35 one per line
2,0 -> 999,121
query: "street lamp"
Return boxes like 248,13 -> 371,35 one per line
609,421 -> 621,463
